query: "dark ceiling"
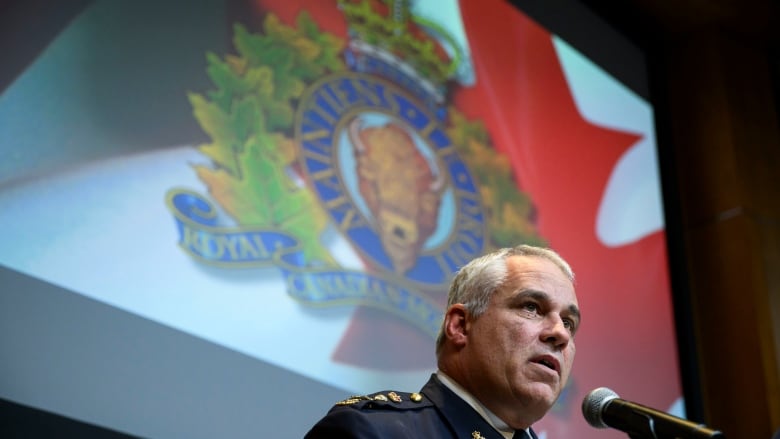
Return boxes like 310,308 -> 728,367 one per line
580,0 -> 780,53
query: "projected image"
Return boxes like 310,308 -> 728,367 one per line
0,0 -> 681,437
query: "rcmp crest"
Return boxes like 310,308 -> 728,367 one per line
166,0 -> 544,341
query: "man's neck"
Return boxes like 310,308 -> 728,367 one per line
436,370 -> 532,439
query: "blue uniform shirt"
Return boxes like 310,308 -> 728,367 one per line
304,374 -> 539,439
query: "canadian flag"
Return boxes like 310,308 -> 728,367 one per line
257,1 -> 682,437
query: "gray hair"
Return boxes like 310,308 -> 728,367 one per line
434,244 -> 574,352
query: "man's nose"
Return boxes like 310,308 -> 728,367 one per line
541,314 -> 571,348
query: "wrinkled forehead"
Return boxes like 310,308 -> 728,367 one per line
503,255 -> 578,302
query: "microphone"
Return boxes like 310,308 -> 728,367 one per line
582,387 -> 725,439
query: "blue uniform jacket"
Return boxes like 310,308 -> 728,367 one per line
304,374 -> 539,438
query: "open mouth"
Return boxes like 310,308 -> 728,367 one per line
531,356 -> 559,374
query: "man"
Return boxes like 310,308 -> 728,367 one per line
305,245 -> 580,438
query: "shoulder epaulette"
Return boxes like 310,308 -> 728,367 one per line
334,391 -> 430,409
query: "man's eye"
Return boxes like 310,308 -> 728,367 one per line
523,303 -> 539,313
563,319 -> 577,332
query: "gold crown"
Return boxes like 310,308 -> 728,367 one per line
339,0 -> 462,94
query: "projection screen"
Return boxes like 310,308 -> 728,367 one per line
0,1 -> 682,438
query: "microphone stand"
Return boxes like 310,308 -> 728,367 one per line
620,412 -> 725,439
622,414 -> 659,439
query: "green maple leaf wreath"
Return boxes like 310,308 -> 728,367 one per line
188,13 -> 345,266
445,109 -> 547,251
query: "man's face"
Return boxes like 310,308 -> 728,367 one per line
462,255 -> 580,427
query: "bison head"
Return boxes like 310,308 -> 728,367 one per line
347,117 -> 446,274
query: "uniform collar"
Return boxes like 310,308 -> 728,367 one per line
420,373 -> 534,439
436,370 -> 533,439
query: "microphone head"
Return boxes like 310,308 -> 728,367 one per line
582,387 -> 620,429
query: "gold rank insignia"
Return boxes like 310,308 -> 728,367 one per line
388,392 -> 402,403
410,392 -> 423,402
335,395 -> 372,406
335,397 -> 361,406
372,394 -> 388,401
471,431 -> 486,439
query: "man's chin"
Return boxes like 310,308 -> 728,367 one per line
522,382 -> 560,411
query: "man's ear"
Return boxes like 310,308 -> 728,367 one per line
443,304 -> 469,348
